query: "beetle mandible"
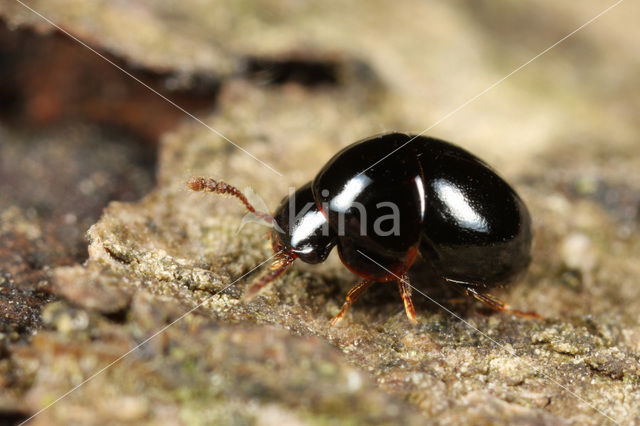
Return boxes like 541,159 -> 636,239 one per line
189,133 -> 537,324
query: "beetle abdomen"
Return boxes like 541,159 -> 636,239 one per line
415,137 -> 532,285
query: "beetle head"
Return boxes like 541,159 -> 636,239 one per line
271,182 -> 337,264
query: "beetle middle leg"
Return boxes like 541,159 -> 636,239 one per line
398,274 -> 418,324
330,279 -> 373,326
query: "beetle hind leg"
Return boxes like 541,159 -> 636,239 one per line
468,289 -> 541,319
445,278 -> 541,319
447,280 -> 542,319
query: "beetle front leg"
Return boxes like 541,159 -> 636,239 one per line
243,252 -> 295,299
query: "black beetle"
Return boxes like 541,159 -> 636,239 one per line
189,133 -> 537,324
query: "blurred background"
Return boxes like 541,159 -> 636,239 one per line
1,1 -> 639,424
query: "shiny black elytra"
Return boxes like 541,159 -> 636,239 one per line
189,133 -> 537,325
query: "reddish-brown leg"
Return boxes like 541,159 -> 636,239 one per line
458,284 -> 541,319
398,274 -> 418,324
330,280 -> 373,326
243,253 -> 295,299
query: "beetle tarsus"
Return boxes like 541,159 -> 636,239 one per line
329,279 -> 373,326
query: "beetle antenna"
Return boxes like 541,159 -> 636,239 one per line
243,251 -> 296,299
188,177 -> 274,225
